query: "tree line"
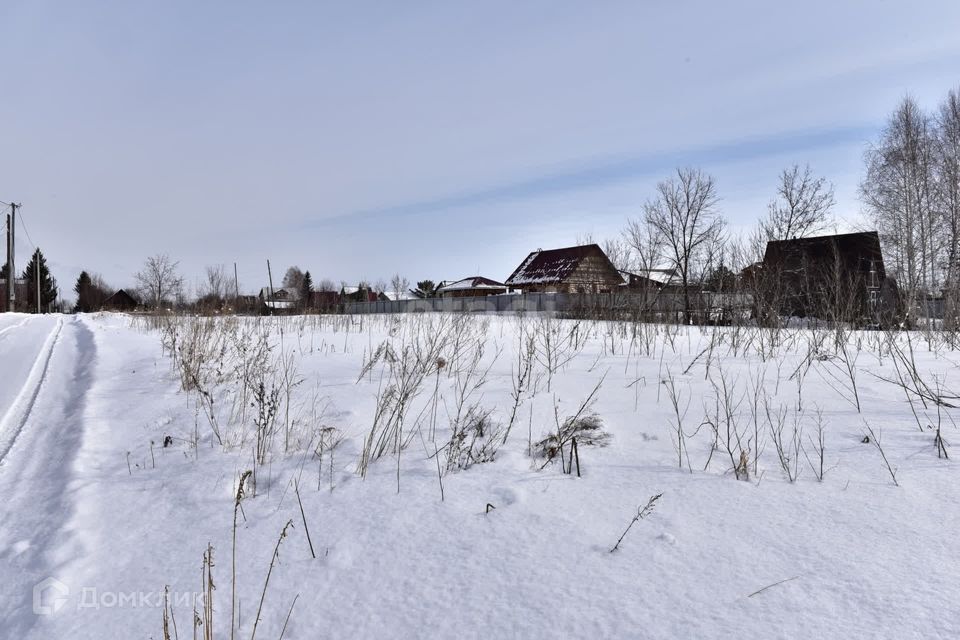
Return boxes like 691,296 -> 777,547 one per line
860,89 -> 960,320
1,247 -> 59,312
10,85 -> 955,324
589,85 -> 960,325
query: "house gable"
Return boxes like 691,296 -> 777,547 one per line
505,244 -> 623,292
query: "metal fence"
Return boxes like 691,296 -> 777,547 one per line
343,293 -> 561,315
342,292 -> 754,319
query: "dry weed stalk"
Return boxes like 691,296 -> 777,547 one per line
802,408 -> 827,481
663,372 -> 692,472
503,328 -> 538,444
250,519 -> 295,640
863,423 -> 899,486
766,398 -> 802,483
535,375 -> 612,473
610,493 -> 663,553
231,470 -> 252,640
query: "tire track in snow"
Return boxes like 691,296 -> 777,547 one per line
0,317 -> 97,638
0,317 -> 64,465
0,316 -> 31,340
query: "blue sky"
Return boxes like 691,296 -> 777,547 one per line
2,1 -> 960,295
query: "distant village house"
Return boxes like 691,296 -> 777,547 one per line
101,288 -> 139,312
259,286 -> 299,313
504,243 -> 624,294
434,277 -> 506,298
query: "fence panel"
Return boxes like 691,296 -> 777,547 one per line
338,292 -> 757,318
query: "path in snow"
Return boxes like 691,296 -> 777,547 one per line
0,315 -> 96,637
0,316 -> 65,463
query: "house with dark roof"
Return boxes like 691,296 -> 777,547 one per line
504,244 -> 625,294
620,268 -> 682,292
101,288 -> 139,312
760,231 -> 901,324
435,276 -> 507,298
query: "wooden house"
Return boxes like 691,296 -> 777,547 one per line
259,286 -> 299,313
504,244 -> 624,294
101,289 -> 139,312
620,268 -> 681,292
435,277 -> 507,298
760,231 -> 900,324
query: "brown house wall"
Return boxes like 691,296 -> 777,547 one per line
516,257 -> 622,293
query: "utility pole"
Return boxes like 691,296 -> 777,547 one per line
5,212 -> 10,311
233,262 -> 240,309
266,259 -> 275,316
5,203 -> 16,312
36,255 -> 40,314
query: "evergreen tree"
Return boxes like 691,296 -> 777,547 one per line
300,270 -> 313,310
73,270 -> 111,312
414,280 -> 436,298
74,271 -> 94,312
21,248 -> 58,313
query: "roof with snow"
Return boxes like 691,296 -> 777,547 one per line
505,243 -> 622,286
258,286 -> 300,301
623,268 -> 681,286
435,276 -> 506,294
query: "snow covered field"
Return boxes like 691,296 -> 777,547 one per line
1,311 -> 959,639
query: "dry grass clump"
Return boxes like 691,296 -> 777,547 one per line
535,377 -> 612,474
444,407 -> 504,472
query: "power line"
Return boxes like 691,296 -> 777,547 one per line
17,207 -> 36,251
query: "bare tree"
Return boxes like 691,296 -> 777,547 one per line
601,237 -> 631,272
135,254 -> 183,309
727,230 -> 764,272
197,264 -> 228,310
935,88 -> 960,328
644,167 -> 725,323
317,277 -> 336,292
762,164 -> 835,240
861,97 -> 938,321
623,217 -> 664,277
390,274 -> 410,301
573,233 -> 631,272
731,226 -> 784,327
282,266 -> 305,291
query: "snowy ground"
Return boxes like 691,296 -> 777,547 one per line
1,312 -> 959,639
